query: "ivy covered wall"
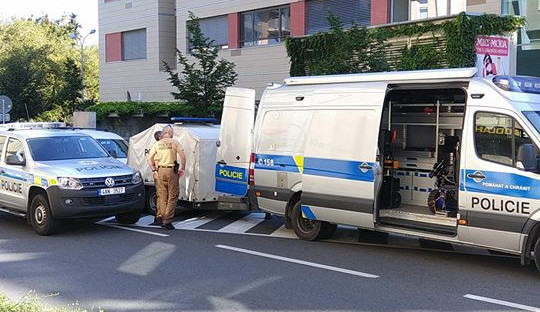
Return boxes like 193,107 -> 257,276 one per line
286,13 -> 525,76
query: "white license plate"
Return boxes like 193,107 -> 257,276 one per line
98,187 -> 126,196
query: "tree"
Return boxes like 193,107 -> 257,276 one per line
163,12 -> 237,117
0,15 -> 98,122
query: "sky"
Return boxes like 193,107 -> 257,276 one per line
0,0 -> 99,45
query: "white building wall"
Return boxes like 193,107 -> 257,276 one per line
99,0 -> 176,102
176,0 -> 294,99
466,0 -> 501,14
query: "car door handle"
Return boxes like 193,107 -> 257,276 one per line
217,160 -> 227,166
467,171 -> 486,181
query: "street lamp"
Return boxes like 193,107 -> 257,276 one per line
70,29 -> 96,99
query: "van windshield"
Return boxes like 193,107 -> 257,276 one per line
28,136 -> 109,161
523,111 -> 540,134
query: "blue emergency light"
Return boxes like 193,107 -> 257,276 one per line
170,117 -> 218,124
493,76 -> 540,95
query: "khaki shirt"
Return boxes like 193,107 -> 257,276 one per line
148,138 -> 183,167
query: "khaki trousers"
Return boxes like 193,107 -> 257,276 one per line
156,167 -> 179,224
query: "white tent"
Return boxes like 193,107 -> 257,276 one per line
128,123 -> 220,202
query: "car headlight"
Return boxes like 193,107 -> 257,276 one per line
58,177 -> 83,190
132,172 -> 142,184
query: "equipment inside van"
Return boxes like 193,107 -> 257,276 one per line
216,69 -> 540,273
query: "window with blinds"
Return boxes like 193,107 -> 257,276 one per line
240,6 -> 290,47
306,0 -> 371,34
192,15 -> 229,49
121,29 -> 147,61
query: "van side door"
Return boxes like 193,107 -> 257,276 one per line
300,83 -> 387,229
460,109 -> 539,253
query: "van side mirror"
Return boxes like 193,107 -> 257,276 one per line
516,144 -> 538,172
6,154 -> 25,166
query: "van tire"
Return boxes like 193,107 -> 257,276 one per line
291,201 -> 321,241
318,223 -> 337,240
30,194 -> 59,236
145,187 -> 157,215
115,209 -> 141,225
534,237 -> 540,274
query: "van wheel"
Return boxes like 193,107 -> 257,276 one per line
534,237 -> 540,274
318,223 -> 337,240
30,194 -> 59,236
291,201 -> 321,241
115,209 -> 141,225
145,187 -> 157,215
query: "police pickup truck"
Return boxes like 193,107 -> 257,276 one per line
0,123 -> 145,235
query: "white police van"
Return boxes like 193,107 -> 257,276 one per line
0,122 -> 144,235
216,68 -> 540,273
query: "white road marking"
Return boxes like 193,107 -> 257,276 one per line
215,244 -> 379,279
218,213 -> 266,233
99,223 -> 169,237
464,294 -> 540,312
99,216 -> 116,223
268,225 -> 298,239
173,211 -> 226,230
117,242 -> 176,276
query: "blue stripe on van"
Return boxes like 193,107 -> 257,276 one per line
303,157 -> 375,182
254,154 -> 299,173
463,169 -> 540,199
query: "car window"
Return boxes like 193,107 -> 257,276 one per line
0,136 -> 6,160
28,136 -> 108,161
97,139 -> 128,158
5,138 -> 25,163
475,112 -> 537,168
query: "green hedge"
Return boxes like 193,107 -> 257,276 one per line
86,102 -> 192,120
0,293 -> 102,312
286,13 -> 525,76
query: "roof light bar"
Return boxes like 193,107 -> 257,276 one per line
493,76 -> 540,95
170,117 -> 218,124
0,122 -> 66,130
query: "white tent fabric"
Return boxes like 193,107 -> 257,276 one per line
128,123 -> 221,202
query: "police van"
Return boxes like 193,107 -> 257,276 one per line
215,68 -> 540,273
0,123 -> 145,235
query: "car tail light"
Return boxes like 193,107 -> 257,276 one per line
249,153 -> 255,186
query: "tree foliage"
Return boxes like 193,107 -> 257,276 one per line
0,14 -> 98,122
163,12 -> 237,117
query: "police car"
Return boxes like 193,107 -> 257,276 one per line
77,129 -> 128,164
0,123 -> 145,235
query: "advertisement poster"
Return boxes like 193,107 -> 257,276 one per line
475,36 -> 509,77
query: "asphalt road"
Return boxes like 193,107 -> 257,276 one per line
0,211 -> 538,312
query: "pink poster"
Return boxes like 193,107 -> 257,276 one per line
475,36 -> 510,77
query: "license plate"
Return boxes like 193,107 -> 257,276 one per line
98,187 -> 126,196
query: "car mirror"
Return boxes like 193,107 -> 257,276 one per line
6,154 -> 25,166
516,144 -> 537,172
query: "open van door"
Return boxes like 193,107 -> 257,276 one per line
215,87 -> 256,196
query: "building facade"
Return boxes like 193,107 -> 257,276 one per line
99,0 -> 537,102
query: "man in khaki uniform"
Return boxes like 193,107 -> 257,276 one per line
147,125 -> 186,230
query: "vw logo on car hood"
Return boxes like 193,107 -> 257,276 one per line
104,177 -> 115,188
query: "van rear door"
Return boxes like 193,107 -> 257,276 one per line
300,83 -> 387,229
215,87 -> 256,196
